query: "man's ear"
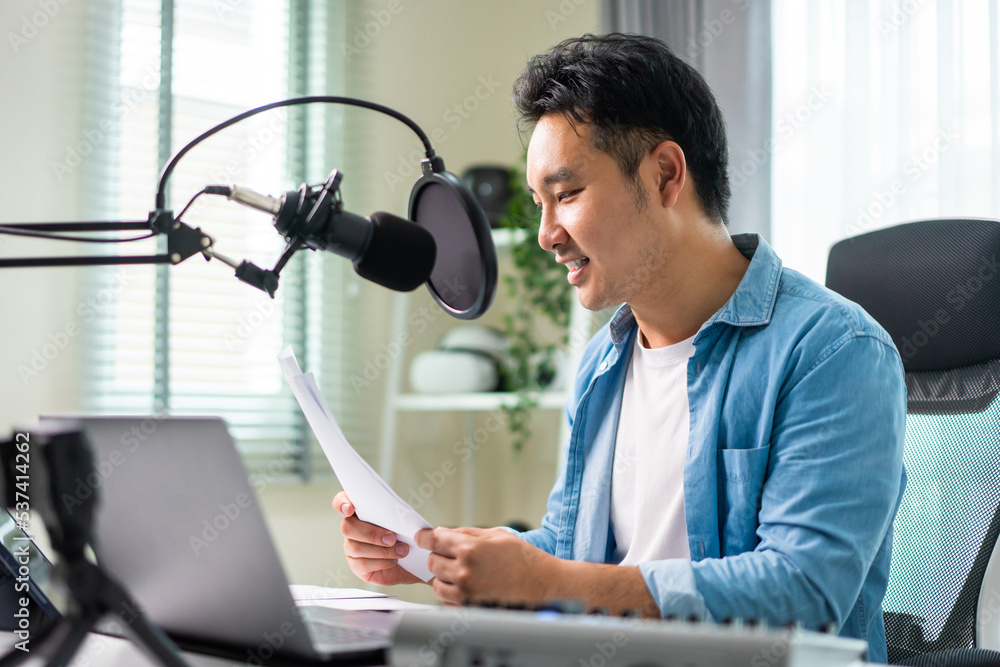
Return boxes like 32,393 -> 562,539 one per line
649,140 -> 686,208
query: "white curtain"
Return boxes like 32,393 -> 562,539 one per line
604,0 -> 774,239
771,0 -> 1000,282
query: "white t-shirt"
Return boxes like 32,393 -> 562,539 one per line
610,331 -> 695,565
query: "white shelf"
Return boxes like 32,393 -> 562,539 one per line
393,391 -> 567,412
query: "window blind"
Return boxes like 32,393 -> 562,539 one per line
79,0 -> 373,479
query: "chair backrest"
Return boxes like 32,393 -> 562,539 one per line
826,218 -> 1000,661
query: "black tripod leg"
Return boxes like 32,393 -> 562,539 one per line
99,573 -> 191,667
118,612 -> 191,667
46,618 -> 93,667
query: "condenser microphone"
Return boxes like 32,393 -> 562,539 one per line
224,179 -> 436,292
355,211 -> 437,292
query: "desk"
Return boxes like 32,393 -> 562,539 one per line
0,632 -> 386,666
1,632 -> 235,666
1,630 -> 883,667
0,620 -> 884,667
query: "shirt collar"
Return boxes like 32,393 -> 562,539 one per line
608,233 -> 782,347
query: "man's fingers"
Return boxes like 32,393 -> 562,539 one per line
426,550 -> 461,583
345,538 -> 409,560
332,491 -> 353,517
341,515 -> 398,547
416,526 -> 471,556
414,528 -> 433,550
432,578 -> 465,606
346,556 -> 398,576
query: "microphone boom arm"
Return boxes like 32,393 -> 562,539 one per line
0,212 -> 212,268
0,95 -> 470,302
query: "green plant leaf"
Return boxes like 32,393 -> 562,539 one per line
498,159 -> 572,454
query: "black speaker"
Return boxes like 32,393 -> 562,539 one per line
461,166 -> 513,229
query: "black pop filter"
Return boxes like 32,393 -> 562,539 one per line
408,160 -> 497,319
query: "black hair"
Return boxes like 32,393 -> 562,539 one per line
513,33 -> 730,224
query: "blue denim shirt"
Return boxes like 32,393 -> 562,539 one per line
519,234 -> 907,663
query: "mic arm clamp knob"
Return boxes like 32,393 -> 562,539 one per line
148,209 -> 216,265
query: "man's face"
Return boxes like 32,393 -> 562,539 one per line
526,114 -> 665,311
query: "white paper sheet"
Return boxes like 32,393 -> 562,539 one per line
289,585 -> 389,601
289,585 -> 431,611
278,346 -> 434,581
303,596 -> 432,611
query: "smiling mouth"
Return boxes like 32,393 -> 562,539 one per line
567,258 -> 590,271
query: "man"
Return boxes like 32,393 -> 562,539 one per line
335,33 -> 906,663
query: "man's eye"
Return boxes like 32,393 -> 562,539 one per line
557,189 -> 581,201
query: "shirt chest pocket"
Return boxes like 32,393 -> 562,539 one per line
716,447 -> 770,554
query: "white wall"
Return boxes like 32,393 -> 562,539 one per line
0,1 -> 94,433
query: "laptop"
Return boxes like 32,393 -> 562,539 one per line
39,415 -> 395,665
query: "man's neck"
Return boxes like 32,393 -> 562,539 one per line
631,226 -> 751,349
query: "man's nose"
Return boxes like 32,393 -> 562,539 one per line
537,207 -> 568,251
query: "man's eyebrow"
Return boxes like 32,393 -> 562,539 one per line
527,166 -> 578,194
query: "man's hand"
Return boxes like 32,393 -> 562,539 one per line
415,526 -> 558,605
416,526 -> 661,616
334,491 -> 423,587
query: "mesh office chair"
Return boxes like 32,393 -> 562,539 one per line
826,218 -> 1000,667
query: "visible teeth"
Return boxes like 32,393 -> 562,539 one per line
567,258 -> 589,270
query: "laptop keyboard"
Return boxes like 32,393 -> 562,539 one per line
298,606 -> 391,652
